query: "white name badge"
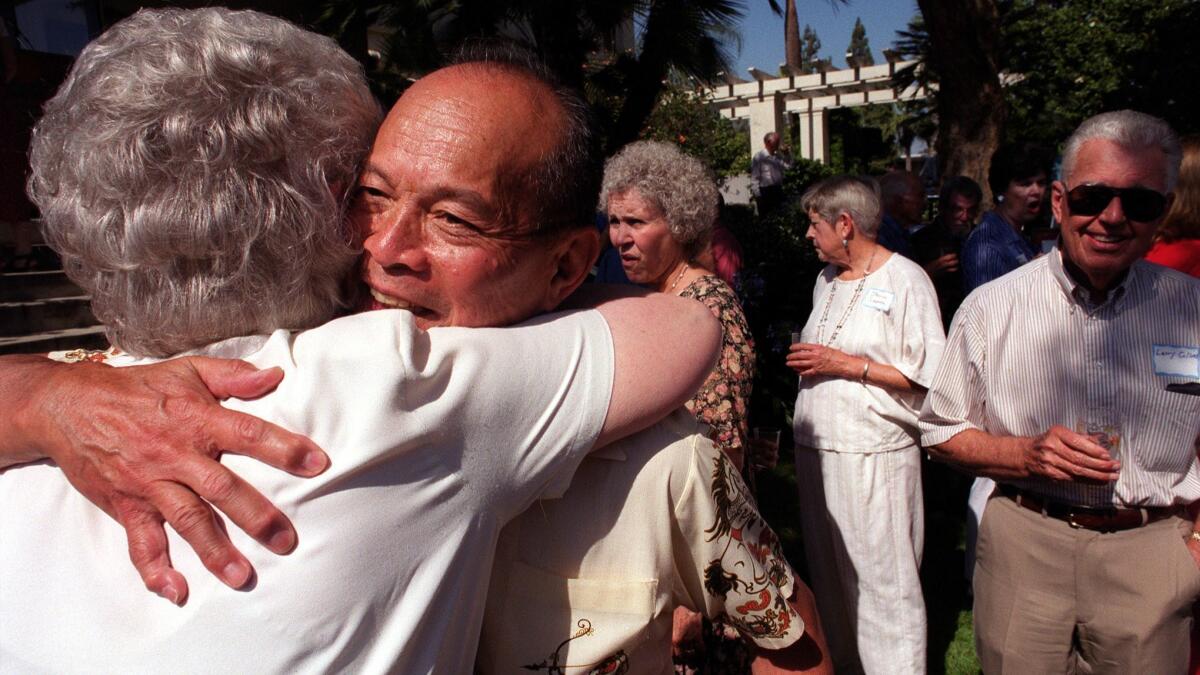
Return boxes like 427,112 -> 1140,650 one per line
862,288 -> 895,312
1152,344 -> 1200,378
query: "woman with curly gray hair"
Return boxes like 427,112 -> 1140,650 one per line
28,6 -> 381,356
603,140 -> 759,672
602,140 -> 754,470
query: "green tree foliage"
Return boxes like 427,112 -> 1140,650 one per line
846,17 -> 873,65
800,24 -> 822,73
317,0 -> 746,151
641,84 -> 750,179
1003,0 -> 1200,144
896,0 -> 1200,155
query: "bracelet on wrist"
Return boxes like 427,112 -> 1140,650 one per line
859,360 -> 871,383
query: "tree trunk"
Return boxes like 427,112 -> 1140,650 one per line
916,0 -> 1005,205
785,0 -> 802,69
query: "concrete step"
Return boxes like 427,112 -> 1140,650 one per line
0,325 -> 108,355
0,295 -> 97,337
0,270 -> 83,302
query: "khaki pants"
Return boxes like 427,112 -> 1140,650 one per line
974,494 -> 1200,674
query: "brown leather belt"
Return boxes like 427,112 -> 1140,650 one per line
998,484 -> 1181,532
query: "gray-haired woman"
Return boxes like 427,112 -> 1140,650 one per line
602,140 -> 759,671
788,175 -> 945,675
602,140 -> 755,472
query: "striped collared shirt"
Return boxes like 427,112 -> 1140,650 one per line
920,248 -> 1200,507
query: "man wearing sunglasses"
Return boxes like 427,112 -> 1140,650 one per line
920,110 -> 1200,673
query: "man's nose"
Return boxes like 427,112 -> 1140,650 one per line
362,198 -> 429,271
1098,193 -> 1127,226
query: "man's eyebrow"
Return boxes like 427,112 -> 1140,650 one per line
358,163 -> 390,186
426,186 -> 494,216
356,166 -> 496,216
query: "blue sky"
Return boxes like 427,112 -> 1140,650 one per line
732,0 -> 920,75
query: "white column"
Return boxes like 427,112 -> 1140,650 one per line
797,109 -> 830,164
747,94 -> 784,155
811,109 -> 830,164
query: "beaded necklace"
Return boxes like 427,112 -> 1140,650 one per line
814,245 -> 878,346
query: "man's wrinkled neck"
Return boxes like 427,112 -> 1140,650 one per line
1060,245 -> 1127,304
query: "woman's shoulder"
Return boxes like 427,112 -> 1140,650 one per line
682,273 -> 738,305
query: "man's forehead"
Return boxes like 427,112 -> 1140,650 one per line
1068,138 -> 1168,188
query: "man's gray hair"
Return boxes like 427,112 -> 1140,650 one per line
801,175 -> 883,238
599,140 -> 719,258
1062,110 -> 1182,190
28,7 -> 382,357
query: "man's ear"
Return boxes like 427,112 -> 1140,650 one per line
1050,180 -> 1067,224
542,226 -> 601,311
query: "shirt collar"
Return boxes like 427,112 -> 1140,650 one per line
1048,244 -> 1138,311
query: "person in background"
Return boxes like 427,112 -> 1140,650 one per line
877,171 -> 924,259
921,110 -> 1200,674
962,142 -> 1052,293
752,131 -> 792,215
604,140 -> 771,671
913,176 -> 983,329
1147,134 -> 1200,277
605,140 -> 755,473
789,176 -> 945,675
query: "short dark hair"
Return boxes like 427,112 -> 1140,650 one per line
938,175 -> 983,207
987,142 -> 1053,199
451,41 -> 600,236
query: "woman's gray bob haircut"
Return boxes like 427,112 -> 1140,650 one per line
600,140 -> 719,258
1062,110 -> 1182,190
28,7 -> 382,356
800,175 -> 882,238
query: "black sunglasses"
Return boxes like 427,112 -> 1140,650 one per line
1065,184 -> 1167,222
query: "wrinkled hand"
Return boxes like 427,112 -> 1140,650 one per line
923,252 -> 959,278
672,606 -> 706,664
786,343 -> 858,379
31,356 -> 328,605
1022,425 -> 1120,483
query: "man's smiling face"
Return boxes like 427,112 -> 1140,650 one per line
1051,138 -> 1170,291
353,65 -> 572,329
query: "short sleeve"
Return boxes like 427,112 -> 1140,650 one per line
919,295 -> 988,446
672,436 -> 804,650
414,310 -> 615,514
891,266 -> 946,388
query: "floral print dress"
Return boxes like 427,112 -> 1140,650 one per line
680,274 -> 755,471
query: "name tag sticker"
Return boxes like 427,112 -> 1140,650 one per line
862,288 -> 895,312
1152,344 -> 1200,378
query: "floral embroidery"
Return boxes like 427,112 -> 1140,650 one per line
680,275 -> 755,464
523,620 -> 629,674
56,347 -> 115,363
702,451 -> 796,642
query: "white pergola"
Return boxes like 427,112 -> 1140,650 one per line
703,54 -> 928,163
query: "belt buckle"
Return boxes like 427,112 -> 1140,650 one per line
1067,510 -> 1084,529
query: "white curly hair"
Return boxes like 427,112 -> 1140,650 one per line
28,7 -> 381,356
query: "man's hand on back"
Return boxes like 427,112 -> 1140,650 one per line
6,355 -> 328,605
